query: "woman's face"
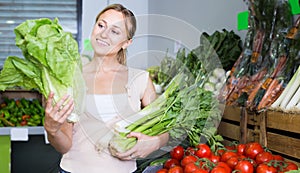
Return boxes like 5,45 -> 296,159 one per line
91,9 -> 131,57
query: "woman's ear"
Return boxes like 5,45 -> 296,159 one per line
122,39 -> 133,50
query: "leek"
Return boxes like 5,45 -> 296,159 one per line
271,65 -> 300,109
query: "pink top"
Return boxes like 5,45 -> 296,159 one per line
60,68 -> 149,173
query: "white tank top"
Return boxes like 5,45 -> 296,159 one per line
60,67 -> 149,173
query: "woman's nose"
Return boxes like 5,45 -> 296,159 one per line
100,28 -> 109,38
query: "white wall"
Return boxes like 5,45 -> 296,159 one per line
147,0 -> 248,67
81,0 -> 248,69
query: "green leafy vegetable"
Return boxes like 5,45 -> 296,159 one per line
0,18 -> 85,122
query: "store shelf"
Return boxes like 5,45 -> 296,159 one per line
0,126 -> 45,135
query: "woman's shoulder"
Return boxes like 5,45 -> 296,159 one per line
128,67 -> 148,76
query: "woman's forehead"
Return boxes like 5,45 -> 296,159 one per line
98,9 -> 126,29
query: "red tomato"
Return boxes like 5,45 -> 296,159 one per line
168,165 -> 183,173
185,147 -> 196,156
210,154 -> 221,164
221,151 -> 238,162
226,156 -> 239,169
235,160 -> 254,173
181,155 -> 198,167
217,148 -> 226,156
192,169 -> 209,173
256,163 -> 277,173
195,144 -> 212,158
237,143 -> 246,155
282,161 -> 298,172
244,142 -> 264,159
225,145 -> 236,151
164,158 -> 180,169
216,162 -> 232,173
255,151 -> 274,165
170,145 -> 185,161
272,154 -> 284,161
184,162 -> 200,173
211,166 -> 230,173
156,168 -> 168,173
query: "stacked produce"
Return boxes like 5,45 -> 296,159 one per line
0,18 -> 86,122
147,29 -> 242,94
109,29 -> 242,157
224,0 -> 300,113
154,142 -> 299,173
0,97 -> 44,127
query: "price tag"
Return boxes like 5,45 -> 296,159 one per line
10,128 -> 28,141
289,0 -> 300,15
237,11 -> 249,31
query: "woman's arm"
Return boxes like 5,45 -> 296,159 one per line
141,77 -> 157,107
44,92 -> 74,154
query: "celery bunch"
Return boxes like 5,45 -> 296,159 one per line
109,71 -> 223,155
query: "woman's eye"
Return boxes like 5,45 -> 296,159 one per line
111,30 -> 119,35
98,23 -> 104,28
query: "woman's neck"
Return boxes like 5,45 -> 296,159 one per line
91,55 -> 125,73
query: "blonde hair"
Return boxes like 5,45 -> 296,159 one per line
95,4 -> 136,65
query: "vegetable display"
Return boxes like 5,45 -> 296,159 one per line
0,97 -> 44,127
155,142 -> 299,173
224,0 -> 300,113
0,18 -> 86,122
108,29 -> 242,156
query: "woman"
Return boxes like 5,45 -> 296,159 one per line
44,4 -> 169,173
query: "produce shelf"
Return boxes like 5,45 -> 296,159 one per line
0,126 -> 45,135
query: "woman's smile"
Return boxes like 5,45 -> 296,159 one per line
96,38 -> 110,47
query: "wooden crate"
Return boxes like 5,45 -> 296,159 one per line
218,106 -> 300,165
218,106 -> 259,145
259,110 -> 300,164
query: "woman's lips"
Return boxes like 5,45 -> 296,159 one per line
96,39 -> 110,46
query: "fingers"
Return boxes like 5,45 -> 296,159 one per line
127,131 -> 142,138
45,92 -> 74,122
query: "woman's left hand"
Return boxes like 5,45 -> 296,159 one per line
115,132 -> 161,160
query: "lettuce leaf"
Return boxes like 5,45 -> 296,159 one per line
0,18 -> 85,122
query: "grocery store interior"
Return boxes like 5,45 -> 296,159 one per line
0,0 -> 300,173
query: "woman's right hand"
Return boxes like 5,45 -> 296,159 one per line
44,92 -> 74,136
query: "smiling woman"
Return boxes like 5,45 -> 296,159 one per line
0,0 -> 82,69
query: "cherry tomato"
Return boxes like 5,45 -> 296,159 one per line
195,143 -> 212,159
164,158 -> 180,169
217,148 -> 226,156
184,162 -> 200,173
237,143 -> 246,155
211,166 -> 230,173
216,161 -> 232,173
235,160 -> 254,173
156,168 -> 168,173
255,151 -> 274,165
180,155 -> 198,167
210,154 -> 221,164
170,145 -> 185,161
185,147 -> 196,156
272,154 -> 284,161
282,161 -> 298,172
192,169 -> 209,173
221,151 -> 238,162
244,142 -> 264,159
226,156 -> 239,169
168,165 -> 183,173
256,163 -> 277,173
